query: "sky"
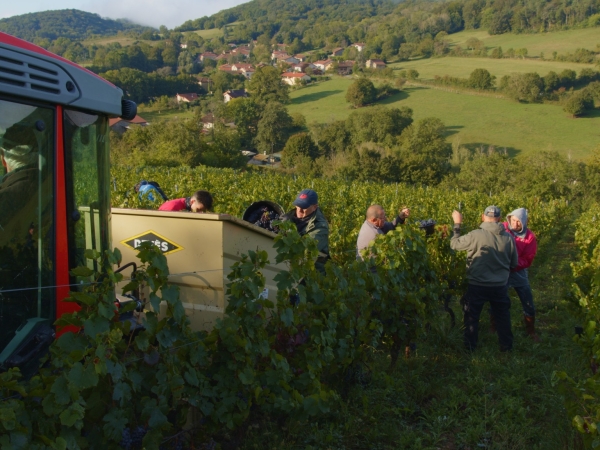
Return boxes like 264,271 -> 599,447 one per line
1,0 -> 250,30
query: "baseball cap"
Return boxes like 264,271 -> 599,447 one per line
483,205 -> 501,218
293,189 -> 318,209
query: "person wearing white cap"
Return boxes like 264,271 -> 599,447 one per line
450,205 -> 518,352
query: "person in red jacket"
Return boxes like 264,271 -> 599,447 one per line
158,190 -> 213,213
503,207 -> 540,341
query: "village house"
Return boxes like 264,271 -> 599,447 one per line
294,54 -> 307,62
283,56 -> 300,65
231,47 -> 251,58
330,47 -> 345,57
290,62 -> 316,73
223,89 -> 248,103
281,72 -> 311,85
109,115 -> 149,134
337,60 -> 354,75
366,59 -> 386,69
197,77 -> 213,90
313,59 -> 334,72
231,63 -> 255,79
352,43 -> 366,52
271,50 -> 290,61
198,52 -> 218,62
201,113 -> 215,130
218,64 -> 234,73
176,93 -> 199,103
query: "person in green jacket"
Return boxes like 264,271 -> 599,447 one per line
450,205 -> 518,352
282,189 -> 329,273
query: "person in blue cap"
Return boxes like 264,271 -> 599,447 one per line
281,189 -> 329,273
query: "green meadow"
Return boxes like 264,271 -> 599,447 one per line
447,27 -> 600,57
389,57 -> 595,81
288,78 -> 600,159
136,108 -> 195,122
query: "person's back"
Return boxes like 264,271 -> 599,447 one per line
450,205 -> 518,352
451,222 -> 516,286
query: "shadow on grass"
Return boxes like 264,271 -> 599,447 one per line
292,90 -> 343,104
461,142 -> 522,158
444,125 -> 464,138
576,108 -> 600,119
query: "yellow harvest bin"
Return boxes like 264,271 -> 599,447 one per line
111,208 -> 286,331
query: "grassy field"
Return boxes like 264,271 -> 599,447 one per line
82,36 -> 158,47
447,28 -> 600,57
389,57 -> 596,81
192,28 -> 224,40
136,108 -> 196,122
288,77 -> 600,159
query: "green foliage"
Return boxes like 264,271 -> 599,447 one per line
555,204 -> 600,448
468,68 -> 495,89
282,133 -> 320,168
346,106 -> 413,147
396,117 -> 453,185
346,78 -> 377,108
0,10 -> 151,42
255,102 -> 294,154
248,66 -> 290,105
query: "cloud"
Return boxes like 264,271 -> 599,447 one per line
84,0 -> 249,29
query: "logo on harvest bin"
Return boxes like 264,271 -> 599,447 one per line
121,231 -> 183,255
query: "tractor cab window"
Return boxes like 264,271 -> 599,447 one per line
0,100 -> 55,356
63,109 -> 111,273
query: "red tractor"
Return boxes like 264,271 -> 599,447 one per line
0,32 -> 136,375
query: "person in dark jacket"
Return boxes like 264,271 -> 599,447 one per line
158,190 -> 213,212
451,205 -> 518,351
356,204 -> 410,261
502,208 -> 539,341
281,189 -> 329,273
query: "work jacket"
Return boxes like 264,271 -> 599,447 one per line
450,222 -> 518,287
502,222 -> 537,287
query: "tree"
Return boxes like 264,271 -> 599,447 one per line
396,117 -> 452,184
282,133 -> 320,167
563,93 -> 590,117
346,106 -> 413,146
468,68 -> 495,90
255,102 -> 293,155
226,98 -> 263,147
345,78 -> 376,108
248,66 -> 289,104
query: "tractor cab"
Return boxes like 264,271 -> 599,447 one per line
0,32 -> 135,375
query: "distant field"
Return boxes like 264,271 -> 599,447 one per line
390,57 -> 596,80
193,28 -> 223,40
82,36 -> 157,46
137,109 -> 195,122
288,77 -> 600,159
447,28 -> 600,57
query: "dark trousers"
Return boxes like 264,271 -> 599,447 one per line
462,283 -> 513,351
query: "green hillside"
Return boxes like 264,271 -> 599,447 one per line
288,77 -> 600,159
447,28 -> 600,57
390,57 -> 596,81
0,9 -> 152,42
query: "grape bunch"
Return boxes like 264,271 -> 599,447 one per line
119,426 -> 147,449
250,207 -> 281,233
119,428 -> 132,449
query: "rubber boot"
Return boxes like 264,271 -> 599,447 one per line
524,316 -> 541,342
